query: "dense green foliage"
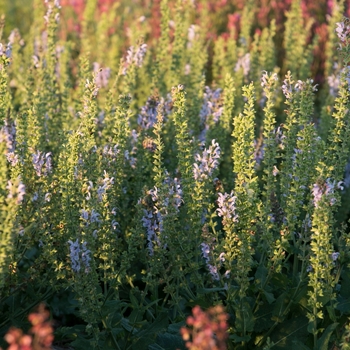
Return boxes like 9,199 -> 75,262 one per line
1,0 -> 350,349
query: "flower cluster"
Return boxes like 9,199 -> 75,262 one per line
7,179 -> 25,205
32,151 -> 53,177
327,73 -> 340,97
93,62 -> 111,88
193,140 -> 221,181
261,71 -> 278,89
123,43 -> 147,75
200,242 -> 228,281
180,305 -> 229,350
44,0 -> 60,24
0,42 -> 12,59
281,77 -> 293,99
102,144 -> 120,167
336,21 -> 350,43
3,304 -> 54,350
234,53 -> 250,77
137,95 -> 160,130
311,178 -> 343,208
216,191 -> 238,226
141,177 -> 182,255
97,171 -> 114,201
253,139 -> 265,167
1,123 -> 18,166
141,207 -> 162,256
199,87 -> 223,141
80,208 -> 101,225
68,239 -> 91,273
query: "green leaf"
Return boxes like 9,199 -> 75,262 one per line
271,273 -> 290,290
54,325 -> 87,341
197,287 -> 228,294
70,337 -> 96,350
326,305 -> 337,322
270,316 -> 309,349
316,323 -> 338,350
130,312 -> 169,350
167,321 -> 186,335
307,320 -> 315,335
186,297 -> 213,309
148,344 -> 165,350
272,292 -> 290,323
235,300 -> 255,333
136,312 -> 169,339
290,340 -> 311,350
254,303 -> 275,333
129,309 -> 145,324
230,333 -> 251,343
156,333 -> 186,350
105,311 -> 123,328
121,317 -> 137,333
336,295 -> 350,314
130,290 -> 140,307
255,265 -> 268,287
340,269 -> 350,298
263,291 -> 276,304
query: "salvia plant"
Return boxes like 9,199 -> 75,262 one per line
1,0 -> 350,349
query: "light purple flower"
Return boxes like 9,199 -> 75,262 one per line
93,62 -> 111,88
193,140 -> 221,181
97,171 -> 114,201
201,243 -> 210,262
90,209 -> 101,223
123,43 -> 147,75
208,264 -> 220,281
217,191 -> 238,224
32,151 -> 53,176
235,53 -> 250,77
312,178 -> 340,208
137,96 -> 159,130
336,21 -> 350,42
219,252 -> 225,262
224,270 -> 230,279
199,87 -> 223,142
282,79 -> 293,99
7,179 -> 25,204
331,252 -> 340,261
68,239 -> 91,273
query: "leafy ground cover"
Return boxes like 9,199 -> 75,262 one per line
1,0 -> 350,349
